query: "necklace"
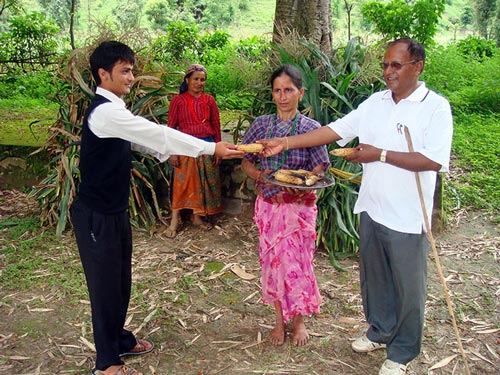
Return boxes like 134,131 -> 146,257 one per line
267,112 -> 299,169
186,92 -> 208,124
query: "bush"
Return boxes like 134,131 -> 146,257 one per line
0,71 -> 58,101
455,35 -> 496,60
146,25 -> 270,110
422,43 -> 500,114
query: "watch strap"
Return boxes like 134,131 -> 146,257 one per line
380,149 -> 387,163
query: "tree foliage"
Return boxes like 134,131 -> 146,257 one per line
0,0 -> 23,17
145,0 -> 241,31
114,0 -> 145,32
474,0 -> 496,38
0,11 -> 60,73
38,0 -> 76,30
361,0 -> 445,45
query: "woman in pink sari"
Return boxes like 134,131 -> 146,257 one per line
241,65 -> 330,346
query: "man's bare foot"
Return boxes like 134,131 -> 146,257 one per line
292,315 -> 309,346
269,323 -> 286,346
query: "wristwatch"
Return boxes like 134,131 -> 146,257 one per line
380,149 -> 387,163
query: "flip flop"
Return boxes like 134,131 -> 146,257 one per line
92,365 -> 141,375
119,338 -> 154,358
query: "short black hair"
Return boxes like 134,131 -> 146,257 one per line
269,64 -> 303,90
90,41 -> 136,85
389,38 -> 426,63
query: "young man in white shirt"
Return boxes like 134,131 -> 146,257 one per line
71,41 -> 243,375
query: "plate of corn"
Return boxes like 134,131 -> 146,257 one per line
263,169 -> 335,190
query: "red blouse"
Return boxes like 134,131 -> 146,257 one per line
167,92 -> 221,142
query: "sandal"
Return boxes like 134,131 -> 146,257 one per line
92,365 -> 141,375
119,338 -> 154,358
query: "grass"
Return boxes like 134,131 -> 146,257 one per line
0,99 -> 57,147
227,0 -> 276,39
0,216 -> 86,301
446,113 -> 500,215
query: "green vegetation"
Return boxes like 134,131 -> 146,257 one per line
421,37 -> 500,215
362,0 -> 446,46
447,113 -> 500,212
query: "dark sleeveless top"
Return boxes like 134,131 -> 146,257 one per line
77,94 -> 132,214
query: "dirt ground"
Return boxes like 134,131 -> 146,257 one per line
0,189 -> 499,375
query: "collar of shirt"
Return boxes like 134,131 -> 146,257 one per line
382,81 -> 429,103
95,87 -> 126,107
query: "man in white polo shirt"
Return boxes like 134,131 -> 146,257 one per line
260,38 -> 453,375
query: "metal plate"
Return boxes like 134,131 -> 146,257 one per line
262,173 -> 335,190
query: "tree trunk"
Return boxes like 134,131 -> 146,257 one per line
432,173 -> 445,233
69,0 -> 76,50
273,0 -> 332,55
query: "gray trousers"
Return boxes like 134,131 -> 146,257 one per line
359,212 -> 429,365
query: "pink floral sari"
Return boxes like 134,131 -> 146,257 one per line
254,192 -> 322,322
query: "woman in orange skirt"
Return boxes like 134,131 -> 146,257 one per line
166,64 -> 222,237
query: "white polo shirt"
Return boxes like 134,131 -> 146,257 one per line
328,82 -> 453,234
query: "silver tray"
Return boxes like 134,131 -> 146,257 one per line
263,173 -> 335,190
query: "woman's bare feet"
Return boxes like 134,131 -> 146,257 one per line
191,214 -> 213,230
269,322 -> 286,346
292,315 -> 309,346
269,300 -> 286,346
164,210 -> 182,238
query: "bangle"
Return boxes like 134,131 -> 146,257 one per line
285,137 -> 289,151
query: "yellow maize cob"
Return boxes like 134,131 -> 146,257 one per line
330,147 -> 357,157
274,170 -> 304,185
237,143 -> 264,153
329,167 -> 362,184
279,169 -> 314,177
305,174 -> 320,186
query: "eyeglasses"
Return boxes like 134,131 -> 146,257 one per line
380,60 -> 419,70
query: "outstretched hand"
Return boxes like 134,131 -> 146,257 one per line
257,138 -> 286,157
344,143 -> 381,163
214,142 -> 245,159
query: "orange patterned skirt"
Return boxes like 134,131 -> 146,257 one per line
170,155 -> 221,216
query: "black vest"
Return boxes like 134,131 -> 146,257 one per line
77,94 -> 132,214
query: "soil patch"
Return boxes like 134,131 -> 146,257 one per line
0,190 -> 499,375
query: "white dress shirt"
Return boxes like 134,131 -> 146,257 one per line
88,87 -> 216,162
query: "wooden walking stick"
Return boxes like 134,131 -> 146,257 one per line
403,126 -> 471,375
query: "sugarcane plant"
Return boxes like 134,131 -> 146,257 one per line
29,35 -> 178,237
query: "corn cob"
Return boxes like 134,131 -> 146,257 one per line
274,169 -> 323,186
329,167 -> 362,184
236,143 -> 264,153
330,148 -> 357,157
305,174 -> 320,186
279,169 -> 313,177
274,170 -> 304,185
